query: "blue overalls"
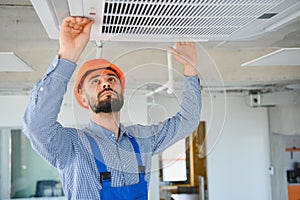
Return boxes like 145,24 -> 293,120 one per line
85,134 -> 148,200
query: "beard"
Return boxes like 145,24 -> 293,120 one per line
88,90 -> 124,114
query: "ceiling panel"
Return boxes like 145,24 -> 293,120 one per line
0,52 -> 34,72
242,48 -> 300,67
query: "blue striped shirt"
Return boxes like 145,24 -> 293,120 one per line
23,56 -> 201,199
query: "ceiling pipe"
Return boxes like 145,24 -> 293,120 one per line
95,40 -> 103,58
166,48 -> 174,94
145,45 -> 175,97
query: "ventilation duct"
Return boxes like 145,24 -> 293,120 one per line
31,0 -> 300,41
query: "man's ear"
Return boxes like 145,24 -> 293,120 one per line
80,91 -> 89,108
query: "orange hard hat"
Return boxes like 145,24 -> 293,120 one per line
74,59 -> 125,109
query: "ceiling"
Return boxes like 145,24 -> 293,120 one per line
0,0 -> 300,95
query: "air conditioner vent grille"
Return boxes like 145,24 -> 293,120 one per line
100,0 -> 283,41
31,0 -> 290,41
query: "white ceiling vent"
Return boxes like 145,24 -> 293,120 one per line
31,0 -> 300,41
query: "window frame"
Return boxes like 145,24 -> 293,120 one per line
159,137 -> 191,185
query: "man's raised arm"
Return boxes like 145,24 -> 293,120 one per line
22,17 -> 93,168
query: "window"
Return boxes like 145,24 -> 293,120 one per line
160,137 -> 190,184
10,129 -> 62,198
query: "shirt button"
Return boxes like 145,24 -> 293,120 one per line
123,164 -> 126,168
39,87 -> 44,91
111,134 -> 114,137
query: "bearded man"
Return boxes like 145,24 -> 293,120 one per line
23,16 -> 201,200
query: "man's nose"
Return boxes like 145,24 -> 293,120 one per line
102,81 -> 111,89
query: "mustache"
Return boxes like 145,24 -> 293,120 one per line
97,88 -> 117,98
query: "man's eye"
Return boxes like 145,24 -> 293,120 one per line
108,77 -> 116,82
91,79 -> 100,85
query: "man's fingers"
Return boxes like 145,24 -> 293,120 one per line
75,17 -> 83,23
169,46 -> 176,53
169,46 -> 179,56
83,20 -> 94,34
63,16 -> 76,26
73,23 -> 81,30
63,16 -> 93,27
62,17 -> 93,34
169,46 -> 187,62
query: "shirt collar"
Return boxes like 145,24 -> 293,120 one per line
87,120 -> 130,140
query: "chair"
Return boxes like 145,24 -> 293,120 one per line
35,180 -> 61,197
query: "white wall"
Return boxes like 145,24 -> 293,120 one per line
270,104 -> 300,135
0,95 -> 29,128
202,94 -> 271,200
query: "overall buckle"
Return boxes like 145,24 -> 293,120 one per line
138,166 -> 146,173
100,172 -> 111,183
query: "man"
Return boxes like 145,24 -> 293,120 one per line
23,16 -> 201,199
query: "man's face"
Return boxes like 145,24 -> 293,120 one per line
81,69 -> 124,113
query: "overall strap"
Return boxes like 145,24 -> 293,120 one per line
84,132 -> 111,196
128,136 -> 145,174
85,133 -> 108,173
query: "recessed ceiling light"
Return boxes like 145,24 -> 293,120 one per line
0,52 -> 34,72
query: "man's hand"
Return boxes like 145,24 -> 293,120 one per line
58,16 -> 94,63
169,42 -> 198,76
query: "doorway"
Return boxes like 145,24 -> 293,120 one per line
270,133 -> 300,200
159,122 -> 208,200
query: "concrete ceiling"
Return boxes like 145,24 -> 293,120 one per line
0,0 -> 300,95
